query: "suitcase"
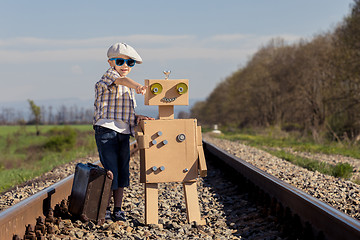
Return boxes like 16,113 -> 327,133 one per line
68,163 -> 113,224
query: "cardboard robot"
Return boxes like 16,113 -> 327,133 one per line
135,71 -> 207,225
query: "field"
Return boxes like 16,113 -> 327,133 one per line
1,124 -> 358,193
0,125 -> 97,193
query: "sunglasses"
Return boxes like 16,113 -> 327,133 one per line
109,58 -> 136,67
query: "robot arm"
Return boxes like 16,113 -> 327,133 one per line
135,124 -> 148,150
196,125 -> 207,177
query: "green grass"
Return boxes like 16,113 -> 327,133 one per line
266,149 -> 353,178
221,130 -> 360,159
216,128 -> 356,180
0,125 -> 96,192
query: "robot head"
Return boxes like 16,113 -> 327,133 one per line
145,76 -> 189,106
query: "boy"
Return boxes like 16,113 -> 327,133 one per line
93,42 -> 154,221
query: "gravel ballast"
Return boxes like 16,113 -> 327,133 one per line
2,134 -> 360,239
204,134 -> 360,221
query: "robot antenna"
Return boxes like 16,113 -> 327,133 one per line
163,70 -> 171,80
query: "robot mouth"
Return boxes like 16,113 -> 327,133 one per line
161,97 -> 177,103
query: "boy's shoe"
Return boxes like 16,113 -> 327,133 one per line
112,210 -> 126,221
105,209 -> 112,220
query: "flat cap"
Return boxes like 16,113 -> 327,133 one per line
107,43 -> 142,64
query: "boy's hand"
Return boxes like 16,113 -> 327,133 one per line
136,115 -> 155,124
136,85 -> 147,95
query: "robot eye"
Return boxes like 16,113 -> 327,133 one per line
150,83 -> 163,95
176,83 -> 188,94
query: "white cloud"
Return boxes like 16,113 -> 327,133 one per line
208,33 -> 302,47
255,34 -> 304,45
0,35 -> 194,48
0,48 -> 104,63
140,47 -> 254,60
210,34 -> 253,42
0,34 -> 304,64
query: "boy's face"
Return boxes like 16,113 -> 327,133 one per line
108,54 -> 133,77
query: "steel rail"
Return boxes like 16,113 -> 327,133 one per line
202,140 -> 360,240
0,141 -> 137,240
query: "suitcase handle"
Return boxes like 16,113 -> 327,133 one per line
86,163 -> 101,169
86,163 -> 113,180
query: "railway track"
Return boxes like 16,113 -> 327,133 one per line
0,142 -> 138,240
203,140 -> 360,240
1,140 -> 359,239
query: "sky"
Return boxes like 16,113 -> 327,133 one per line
0,0 -> 355,108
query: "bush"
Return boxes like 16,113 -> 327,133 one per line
43,126 -> 77,152
332,163 -> 353,179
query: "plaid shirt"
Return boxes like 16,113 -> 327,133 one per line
93,67 -> 137,135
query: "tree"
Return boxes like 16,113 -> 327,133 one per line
28,99 -> 41,135
177,111 -> 190,119
190,1 -> 360,142
329,0 -> 360,140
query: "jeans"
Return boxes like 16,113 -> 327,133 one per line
94,125 -> 130,189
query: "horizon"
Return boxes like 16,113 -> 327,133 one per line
0,96 -> 202,121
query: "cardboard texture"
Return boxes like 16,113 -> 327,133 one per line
158,105 -> 174,119
145,183 -> 159,225
137,77 -> 207,225
183,182 -> 205,225
197,146 -> 207,177
145,79 -> 189,106
139,119 -> 198,183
